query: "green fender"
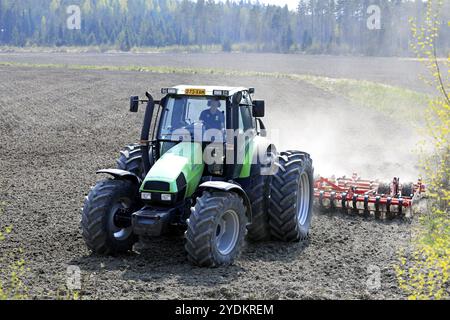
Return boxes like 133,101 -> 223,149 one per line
239,135 -> 276,178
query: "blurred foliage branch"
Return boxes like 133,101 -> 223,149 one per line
0,202 -> 28,300
395,0 -> 449,300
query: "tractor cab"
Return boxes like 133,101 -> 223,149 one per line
132,86 -> 265,141
130,86 -> 266,181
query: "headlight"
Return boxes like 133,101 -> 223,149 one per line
161,194 -> 172,201
141,193 -> 152,200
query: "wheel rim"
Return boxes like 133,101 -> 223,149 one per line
215,210 -> 240,255
109,200 -> 133,241
297,172 -> 311,226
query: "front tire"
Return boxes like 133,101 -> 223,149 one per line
269,151 -> 314,242
81,179 -> 138,255
185,191 -> 247,267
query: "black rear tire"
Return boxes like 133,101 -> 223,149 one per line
268,151 -> 314,242
185,191 -> 247,267
81,179 -> 138,255
117,144 -> 154,179
246,166 -> 271,242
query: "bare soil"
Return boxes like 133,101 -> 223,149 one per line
0,53 -> 422,299
0,52 -> 430,92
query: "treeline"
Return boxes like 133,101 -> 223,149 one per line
0,0 -> 448,56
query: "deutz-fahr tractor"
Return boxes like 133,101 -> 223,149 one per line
81,86 -> 314,267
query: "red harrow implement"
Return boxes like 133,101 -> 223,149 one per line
314,173 -> 426,219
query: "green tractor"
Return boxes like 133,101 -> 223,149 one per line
81,86 -> 314,267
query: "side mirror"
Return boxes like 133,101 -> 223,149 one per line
252,100 -> 265,117
130,96 -> 139,113
256,118 -> 267,137
232,92 -> 243,106
248,88 -> 255,94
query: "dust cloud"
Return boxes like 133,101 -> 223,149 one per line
260,76 -> 422,183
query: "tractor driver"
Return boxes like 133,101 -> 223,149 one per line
199,99 -> 225,131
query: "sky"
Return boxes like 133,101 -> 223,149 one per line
257,0 -> 299,10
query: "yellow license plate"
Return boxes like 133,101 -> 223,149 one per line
185,88 -> 206,96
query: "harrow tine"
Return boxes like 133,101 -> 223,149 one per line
352,194 -> 358,214
341,192 -> 347,213
398,198 -> 403,218
319,190 -> 326,212
386,197 -> 393,220
363,195 -> 370,217
406,202 -> 413,219
374,196 -> 381,220
330,192 -> 336,211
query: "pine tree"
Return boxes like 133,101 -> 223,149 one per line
0,0 -> 447,56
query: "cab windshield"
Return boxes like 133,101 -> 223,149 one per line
158,96 -> 226,141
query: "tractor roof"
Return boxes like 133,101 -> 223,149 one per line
164,85 -> 251,97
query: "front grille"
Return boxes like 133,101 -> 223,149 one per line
176,173 -> 187,199
176,174 -> 187,191
143,181 -> 170,192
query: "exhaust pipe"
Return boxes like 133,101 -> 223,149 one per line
140,92 -> 155,176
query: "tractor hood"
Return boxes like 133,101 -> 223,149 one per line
140,142 -> 205,198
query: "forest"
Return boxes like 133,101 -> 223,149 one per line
0,0 -> 449,55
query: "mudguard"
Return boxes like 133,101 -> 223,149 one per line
198,181 -> 252,222
97,169 -> 142,186
239,135 -> 277,178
